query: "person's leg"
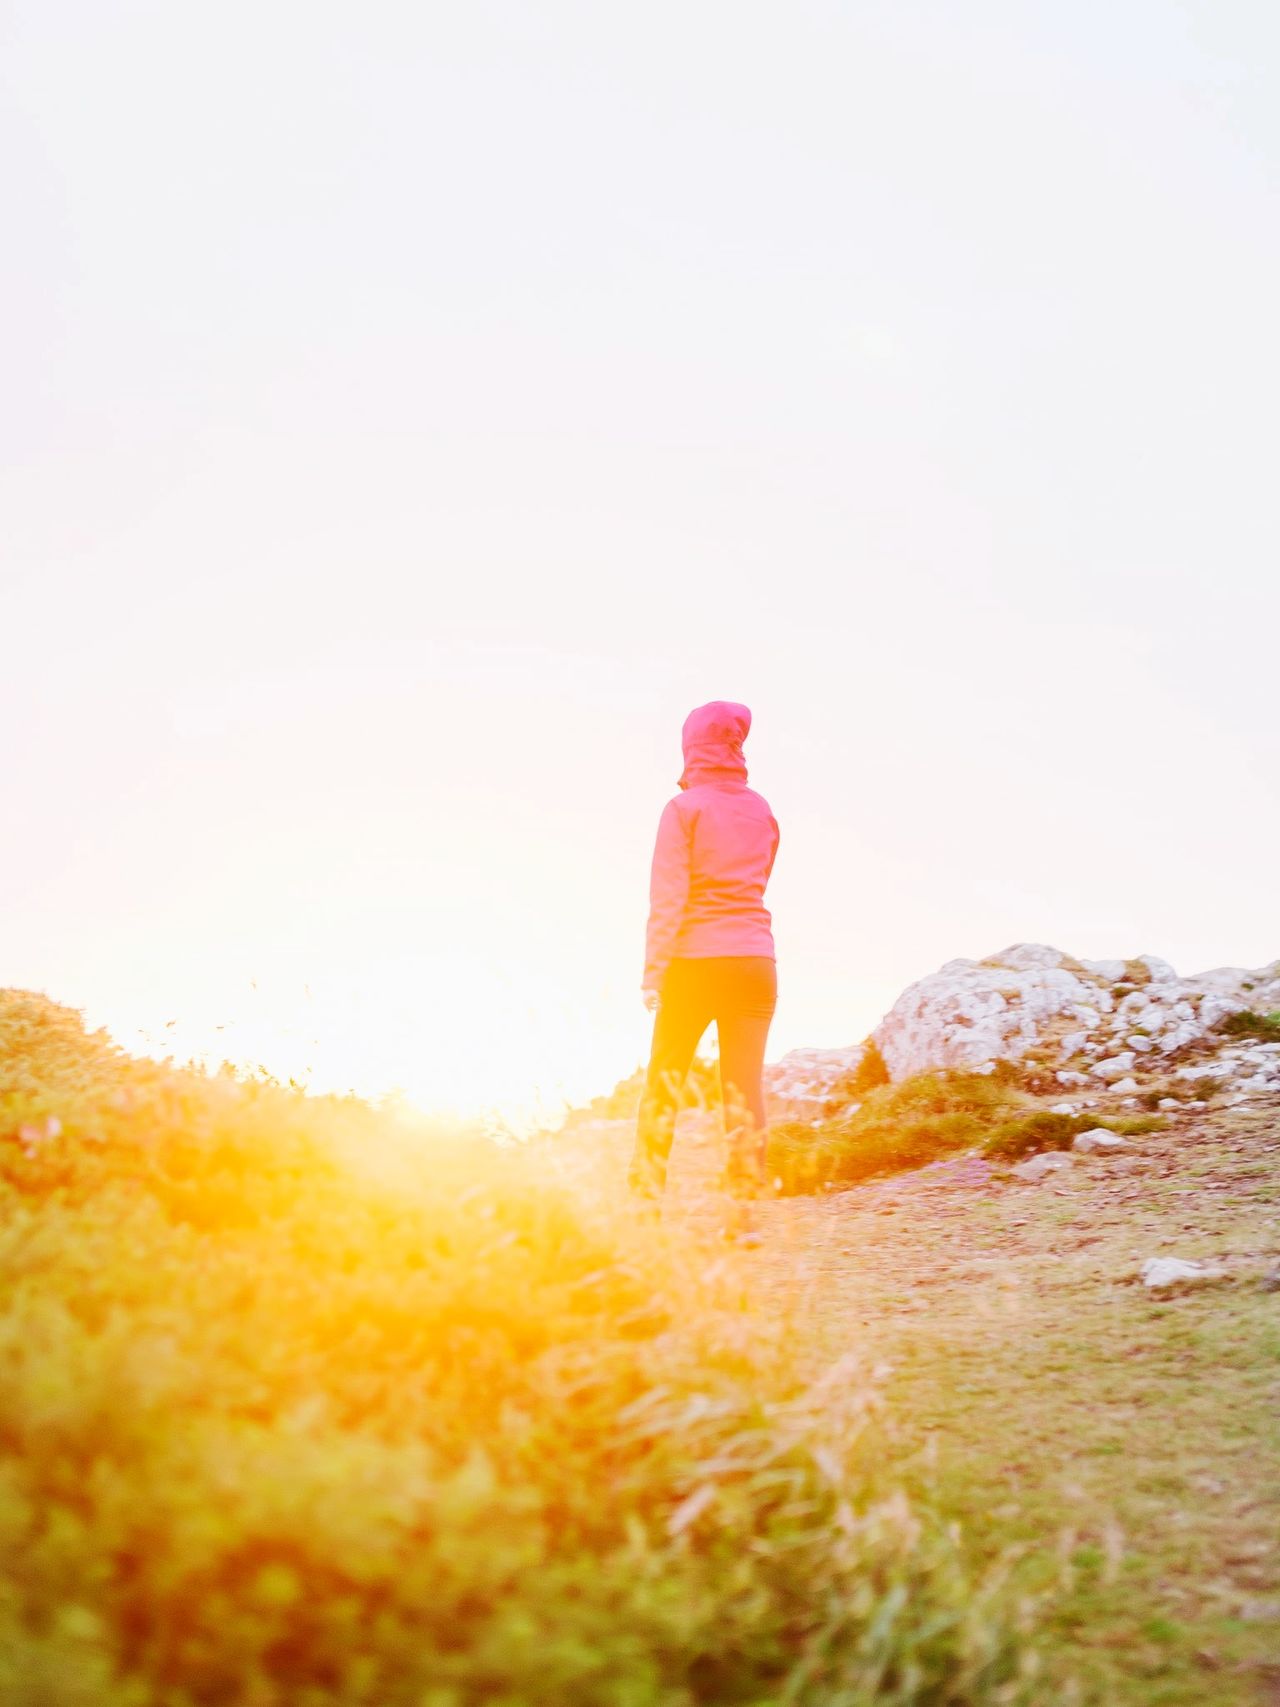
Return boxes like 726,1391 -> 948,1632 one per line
628,961 -> 713,1197
714,957 -> 778,1198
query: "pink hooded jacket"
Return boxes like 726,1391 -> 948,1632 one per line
642,701 -> 780,992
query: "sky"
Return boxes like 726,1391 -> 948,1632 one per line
3,0 -> 1278,1124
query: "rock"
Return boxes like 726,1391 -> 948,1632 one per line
1049,1101 -> 1078,1114
766,945 -> 1280,1108
1072,1128 -> 1129,1154
992,943 -> 1064,970
1200,994 -> 1246,1028
1092,1053 -> 1136,1082
1011,1152 -> 1074,1183
1138,955 -> 1178,983
765,1045 -> 865,1119
1080,958 -> 1126,981
1158,1021 -> 1200,1054
1056,1069 -> 1089,1086
1158,1097 -> 1182,1111
1140,1256 -> 1224,1290
1110,1076 -> 1140,1094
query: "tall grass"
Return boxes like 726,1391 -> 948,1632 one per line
0,992 -> 1038,1705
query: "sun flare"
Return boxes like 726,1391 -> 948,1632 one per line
95,955 -> 635,1134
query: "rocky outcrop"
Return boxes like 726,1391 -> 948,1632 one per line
765,1045 -> 864,1121
766,945 -> 1280,1118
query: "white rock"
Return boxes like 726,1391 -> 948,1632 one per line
1127,1035 -> 1154,1052
1050,1101 -> 1078,1114
1111,1077 -> 1140,1094
1092,1053 -> 1136,1082
1199,994 -> 1246,1028
1140,1257 -> 1224,1289
1158,1098 -> 1182,1111
1011,1153 -> 1074,1183
1073,1129 -> 1129,1154
992,943 -> 1064,970
1079,958 -> 1126,981
1056,1070 -> 1089,1087
1158,1021 -> 1201,1054
1138,955 -> 1178,983
860,945 -> 1280,1089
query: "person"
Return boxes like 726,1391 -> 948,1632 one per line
628,700 -> 780,1205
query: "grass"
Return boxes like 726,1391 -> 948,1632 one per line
766,1068 -> 1156,1191
756,1100 -> 1280,1704
0,991 -> 1040,1706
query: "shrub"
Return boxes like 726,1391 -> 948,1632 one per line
822,1036 -> 891,1111
982,1110 -> 1097,1161
769,1070 -> 1027,1194
1217,1010 -> 1280,1042
848,1035 -> 891,1095
0,992 -> 1036,1705
1107,1113 -> 1166,1136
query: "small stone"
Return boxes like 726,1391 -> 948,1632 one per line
1110,1077 -> 1140,1094
1140,1256 -> 1224,1289
1092,1053 -> 1137,1082
1050,1101 -> 1078,1114
1072,1129 -> 1129,1155
1011,1153 -> 1074,1183
1158,1097 -> 1182,1111
1056,1069 -> 1089,1087
1127,1034 -> 1154,1052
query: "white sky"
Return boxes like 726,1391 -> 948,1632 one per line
3,1 -> 1278,1122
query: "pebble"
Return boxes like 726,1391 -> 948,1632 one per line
1011,1153 -> 1074,1183
1140,1256 -> 1224,1290
1072,1129 -> 1129,1155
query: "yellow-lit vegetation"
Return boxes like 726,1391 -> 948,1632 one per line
0,992 -> 1037,1706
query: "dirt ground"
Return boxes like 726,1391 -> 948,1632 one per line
574,1100 -> 1280,1704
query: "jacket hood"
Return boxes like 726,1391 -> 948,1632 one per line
678,700 -> 752,790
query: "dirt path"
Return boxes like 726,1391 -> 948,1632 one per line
575,1102 -> 1280,1703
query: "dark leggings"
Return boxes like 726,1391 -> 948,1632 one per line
629,956 -> 778,1196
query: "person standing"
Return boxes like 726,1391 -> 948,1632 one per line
629,701 -> 780,1202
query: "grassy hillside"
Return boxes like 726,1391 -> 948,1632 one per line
0,991 -> 1037,1706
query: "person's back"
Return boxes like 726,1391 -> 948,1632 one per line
631,702 -> 780,1208
643,706 -> 779,991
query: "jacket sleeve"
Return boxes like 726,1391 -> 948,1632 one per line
642,799 -> 692,991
